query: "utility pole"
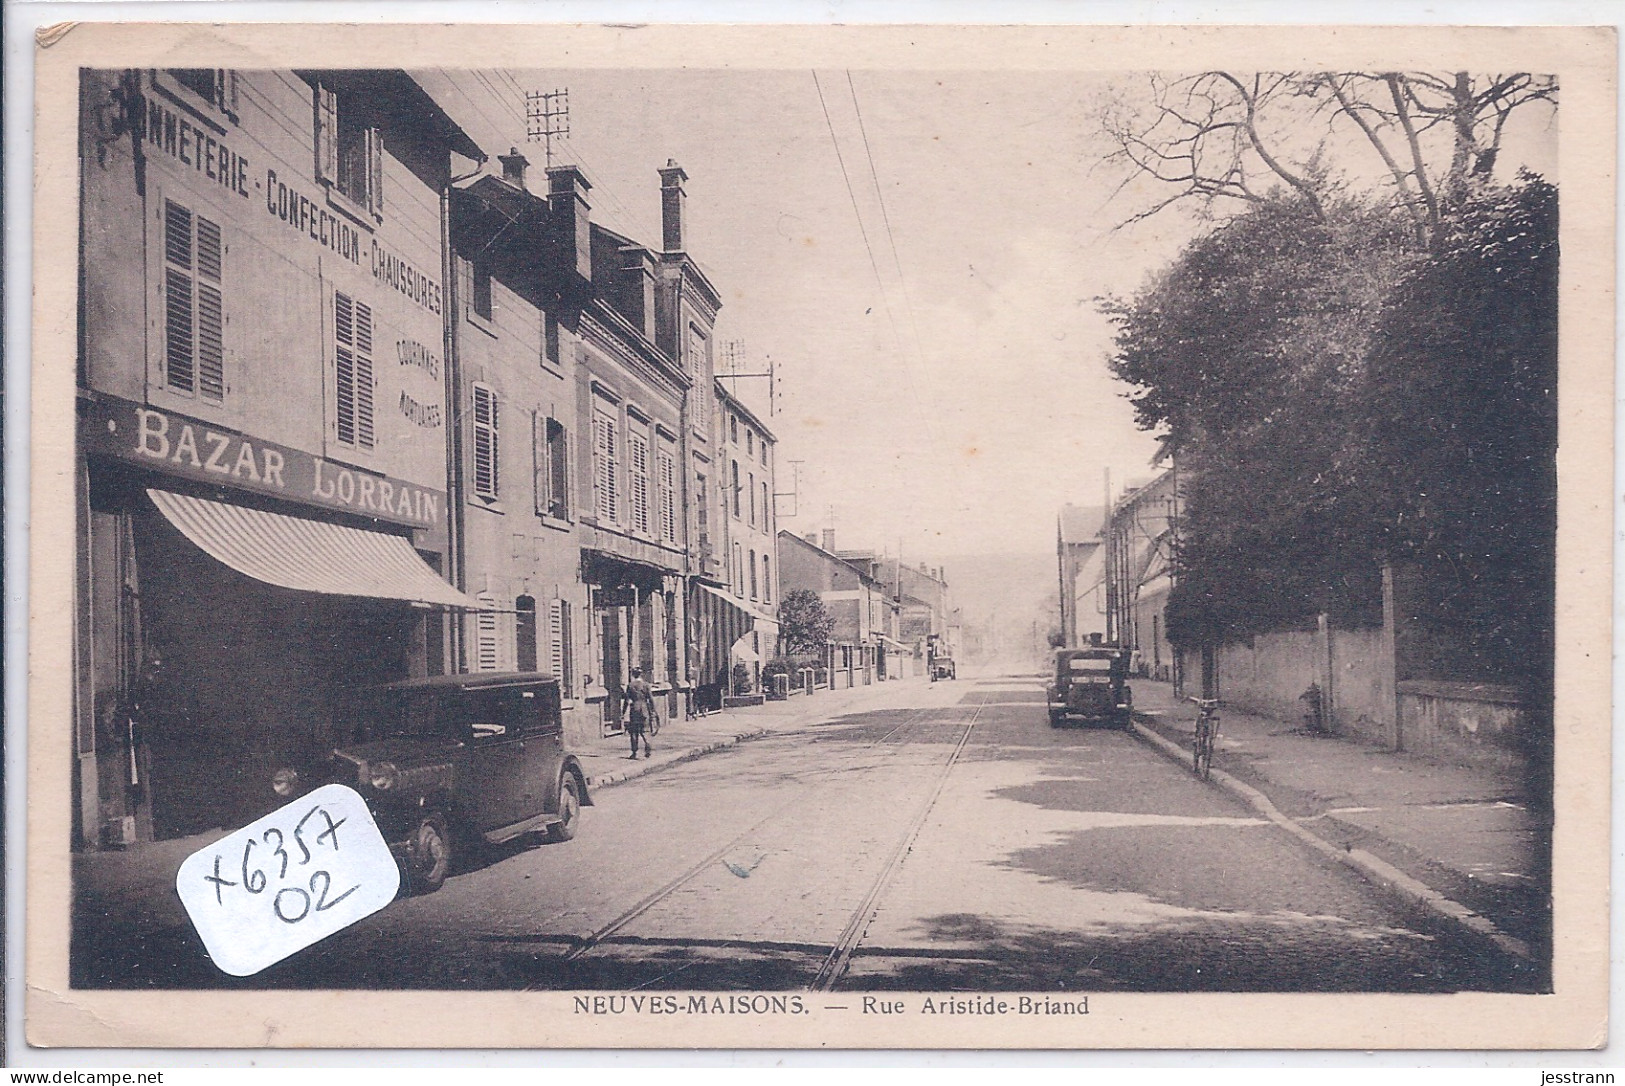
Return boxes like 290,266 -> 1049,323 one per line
716,339 -> 778,416
525,88 -> 570,165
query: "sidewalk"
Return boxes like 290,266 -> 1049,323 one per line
575,675 -> 935,789
1129,679 -> 1549,977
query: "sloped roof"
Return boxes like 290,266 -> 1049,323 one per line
1059,504 -> 1106,544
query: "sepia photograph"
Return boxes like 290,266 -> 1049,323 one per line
22,21 -> 1612,1051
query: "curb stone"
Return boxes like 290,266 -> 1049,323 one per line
1129,719 -> 1534,964
585,729 -> 770,790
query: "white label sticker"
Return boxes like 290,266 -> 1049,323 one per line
176,783 -> 402,976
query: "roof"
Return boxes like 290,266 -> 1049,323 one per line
382,671 -> 560,693
1059,504 -> 1106,544
300,70 -> 483,162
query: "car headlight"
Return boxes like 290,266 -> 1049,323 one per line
271,767 -> 300,797
368,761 -> 401,792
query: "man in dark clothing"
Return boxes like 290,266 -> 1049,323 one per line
624,667 -> 655,759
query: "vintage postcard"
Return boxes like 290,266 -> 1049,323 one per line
24,20 -> 1613,1050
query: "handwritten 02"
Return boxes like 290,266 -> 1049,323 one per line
176,784 -> 401,976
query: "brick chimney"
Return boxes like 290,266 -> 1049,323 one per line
499,147 -> 530,190
546,165 -> 592,283
659,159 -> 688,252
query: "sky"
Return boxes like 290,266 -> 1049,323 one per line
419,68 -> 1558,565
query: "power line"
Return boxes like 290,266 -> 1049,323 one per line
847,71 -> 930,378
811,71 -> 908,375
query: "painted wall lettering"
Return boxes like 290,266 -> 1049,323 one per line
144,95 -> 251,199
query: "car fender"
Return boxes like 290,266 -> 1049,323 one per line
561,755 -> 593,806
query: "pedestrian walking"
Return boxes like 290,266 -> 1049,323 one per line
623,667 -> 656,759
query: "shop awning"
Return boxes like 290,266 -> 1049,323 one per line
699,583 -> 777,627
148,489 -> 479,608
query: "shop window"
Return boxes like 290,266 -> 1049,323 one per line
315,80 -> 383,218
535,415 -> 570,520
161,199 -> 226,402
167,69 -> 239,121
516,595 -> 538,672
628,422 -> 651,536
592,402 -> 620,523
472,384 -> 500,500
658,444 -> 678,543
333,291 -> 375,449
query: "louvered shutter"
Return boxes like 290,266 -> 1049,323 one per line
194,215 -> 225,401
334,292 -> 357,445
473,384 -> 499,498
354,298 -> 374,447
594,410 -> 619,522
475,595 -> 499,672
316,84 -> 338,183
548,598 -> 565,680
533,413 -> 547,516
629,428 -> 650,535
163,201 -> 195,394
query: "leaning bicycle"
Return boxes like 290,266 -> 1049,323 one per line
1189,697 -> 1220,780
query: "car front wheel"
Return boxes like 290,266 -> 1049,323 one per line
546,774 -> 582,843
406,813 -> 451,894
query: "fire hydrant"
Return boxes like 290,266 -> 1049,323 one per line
1299,682 -> 1325,734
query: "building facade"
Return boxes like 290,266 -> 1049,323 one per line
1104,467 -> 1181,681
76,68 -> 481,847
1057,503 -> 1107,648
777,531 -> 890,687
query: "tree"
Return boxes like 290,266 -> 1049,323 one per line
777,589 -> 834,657
1104,194 -> 1413,641
1099,71 -> 1556,245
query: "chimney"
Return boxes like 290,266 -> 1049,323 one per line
822,529 -> 836,552
546,165 -> 593,283
659,159 -> 688,252
499,147 -> 530,190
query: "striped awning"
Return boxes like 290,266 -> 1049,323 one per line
148,489 -> 478,608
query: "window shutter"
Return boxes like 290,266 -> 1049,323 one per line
354,298 -> 374,447
472,384 -> 499,498
162,201 -> 195,394
222,70 -> 239,117
559,599 -> 574,696
334,292 -> 357,445
475,595 -> 499,672
629,429 -> 650,535
316,84 -> 338,183
194,215 -> 225,401
548,598 -> 565,679
594,411 -> 619,522
532,412 -> 547,517
366,126 -> 384,216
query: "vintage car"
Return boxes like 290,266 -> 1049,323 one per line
269,672 -> 591,893
1047,647 -> 1133,728
930,656 -> 957,681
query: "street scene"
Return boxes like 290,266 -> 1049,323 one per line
66,57 -> 1556,1001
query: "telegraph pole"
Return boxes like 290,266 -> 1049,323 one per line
525,88 -> 570,165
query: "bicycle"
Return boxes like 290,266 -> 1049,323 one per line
1189,697 -> 1220,780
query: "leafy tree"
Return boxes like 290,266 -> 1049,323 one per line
777,589 -> 834,657
1105,194 -> 1413,642
1355,174 -> 1557,686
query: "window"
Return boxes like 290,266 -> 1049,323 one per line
761,441 -> 769,467
592,403 -> 620,523
543,312 -> 561,368
333,291 -> 375,449
762,480 -> 771,532
316,81 -> 383,216
733,542 -> 744,595
658,443 -> 678,543
472,383 -> 500,499
748,471 -> 757,527
161,199 -> 225,402
516,595 -> 538,672
471,258 -> 493,322
628,422 -> 651,536
746,430 -> 754,457
729,414 -> 739,445
535,415 -> 569,520
688,326 -> 710,428
749,549 -> 758,599
695,471 -> 710,549
168,69 -> 239,120
763,555 -> 772,603
731,459 -> 741,518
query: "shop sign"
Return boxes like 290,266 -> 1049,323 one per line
83,395 -> 444,530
